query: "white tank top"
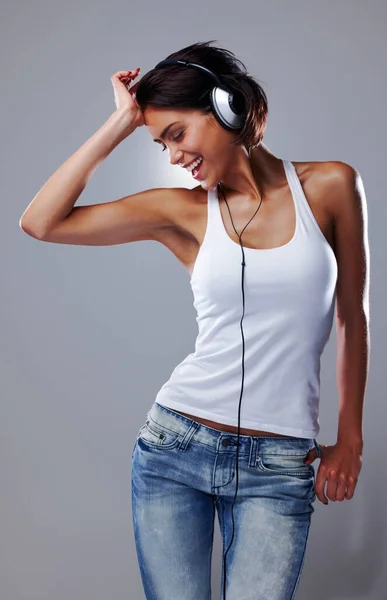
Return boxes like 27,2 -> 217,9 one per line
155,159 -> 338,438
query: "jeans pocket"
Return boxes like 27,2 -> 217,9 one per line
257,452 -> 314,478
138,418 -> 181,450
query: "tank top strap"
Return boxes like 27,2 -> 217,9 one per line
207,184 -> 225,238
282,159 -> 304,214
206,162 -> 326,247
282,159 -> 327,242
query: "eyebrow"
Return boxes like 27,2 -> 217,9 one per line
153,121 -> 181,143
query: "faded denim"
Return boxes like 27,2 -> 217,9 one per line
131,401 -> 319,600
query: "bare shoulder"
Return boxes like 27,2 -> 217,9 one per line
292,159 -> 358,187
157,184 -> 206,235
292,160 -> 360,220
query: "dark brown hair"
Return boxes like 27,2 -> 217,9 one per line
135,40 -> 269,149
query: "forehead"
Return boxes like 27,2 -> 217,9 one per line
144,107 -> 182,127
144,107 -> 201,136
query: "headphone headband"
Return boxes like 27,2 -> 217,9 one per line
153,58 -> 245,131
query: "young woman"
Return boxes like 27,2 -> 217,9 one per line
20,41 -> 368,600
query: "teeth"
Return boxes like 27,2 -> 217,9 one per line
186,156 -> 202,172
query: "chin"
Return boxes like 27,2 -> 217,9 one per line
198,171 -> 220,191
199,179 -> 212,191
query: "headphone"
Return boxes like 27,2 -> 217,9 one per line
154,58 -> 259,600
154,58 -> 246,131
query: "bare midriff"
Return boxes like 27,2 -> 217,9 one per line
171,408 -> 294,438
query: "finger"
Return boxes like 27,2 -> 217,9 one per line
112,71 -> 130,79
304,447 -> 317,464
326,470 -> 339,501
120,75 -> 139,86
345,476 -> 357,500
116,69 -> 140,76
335,472 -> 347,502
122,71 -> 140,81
314,469 -> 329,504
112,69 -> 140,81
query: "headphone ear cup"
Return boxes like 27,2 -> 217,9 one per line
230,90 -> 246,115
208,89 -> 230,131
209,87 -> 245,131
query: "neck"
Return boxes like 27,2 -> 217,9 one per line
218,142 -> 285,201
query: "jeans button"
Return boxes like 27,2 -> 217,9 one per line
222,438 -> 231,447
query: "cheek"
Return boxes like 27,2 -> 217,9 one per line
190,124 -> 211,147
189,133 -> 205,151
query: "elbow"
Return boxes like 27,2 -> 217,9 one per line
19,217 -> 45,240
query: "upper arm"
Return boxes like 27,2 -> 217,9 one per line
26,187 -> 184,246
326,162 -> 370,323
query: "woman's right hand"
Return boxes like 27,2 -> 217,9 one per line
111,69 -> 145,130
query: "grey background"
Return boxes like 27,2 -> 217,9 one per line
1,1 -> 385,598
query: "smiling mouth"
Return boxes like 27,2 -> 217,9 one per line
192,158 -> 204,179
184,155 -> 201,169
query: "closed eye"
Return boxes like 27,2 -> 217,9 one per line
161,131 -> 185,152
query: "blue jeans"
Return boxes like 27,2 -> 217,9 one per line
131,401 -> 320,600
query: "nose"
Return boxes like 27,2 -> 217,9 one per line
169,148 -> 184,167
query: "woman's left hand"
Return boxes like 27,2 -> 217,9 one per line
303,441 -> 363,504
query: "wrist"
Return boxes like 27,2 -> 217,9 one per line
336,436 -> 363,451
106,110 -> 136,143
110,108 -> 136,129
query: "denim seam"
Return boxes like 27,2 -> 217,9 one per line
147,415 -> 181,436
257,457 -> 314,478
289,519 -> 311,600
